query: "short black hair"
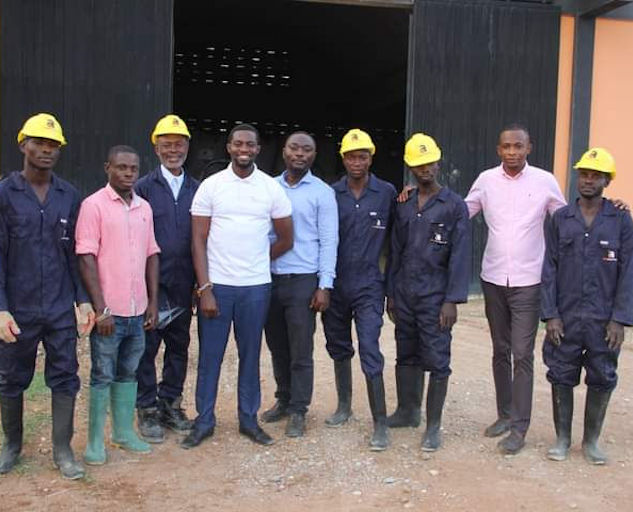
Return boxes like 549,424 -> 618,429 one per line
498,123 -> 530,143
284,131 -> 316,148
228,123 -> 260,144
107,144 -> 139,163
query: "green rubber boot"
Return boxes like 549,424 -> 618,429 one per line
84,386 -> 109,465
110,382 -> 151,454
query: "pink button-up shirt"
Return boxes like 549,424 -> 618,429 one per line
75,184 -> 160,317
465,163 -> 566,287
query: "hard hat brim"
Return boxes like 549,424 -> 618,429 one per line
405,154 -> 441,167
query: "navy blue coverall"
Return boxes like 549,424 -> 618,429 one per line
322,174 -> 396,378
541,199 -> 633,392
0,171 -> 88,397
387,187 -> 471,378
135,167 -> 199,408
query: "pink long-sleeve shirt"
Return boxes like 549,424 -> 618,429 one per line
465,163 -> 566,287
75,184 -> 161,317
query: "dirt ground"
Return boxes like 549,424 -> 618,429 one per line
1,297 -> 632,511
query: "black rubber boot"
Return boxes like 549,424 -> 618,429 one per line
421,376 -> 448,452
386,365 -> 423,428
325,359 -> 352,427
582,388 -> 611,465
547,385 -> 573,461
51,393 -> 85,480
366,375 -> 389,451
0,394 -> 23,474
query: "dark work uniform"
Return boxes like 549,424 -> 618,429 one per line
0,171 -> 87,397
387,187 -> 470,377
322,174 -> 396,378
135,167 -> 199,407
541,199 -> 633,392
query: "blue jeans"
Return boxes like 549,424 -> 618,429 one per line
90,315 -> 146,388
194,283 -> 271,431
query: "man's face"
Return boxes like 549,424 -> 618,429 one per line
154,134 -> 189,172
497,129 -> 532,172
106,152 -> 140,193
342,149 -> 372,180
283,133 -> 316,173
410,161 -> 440,185
226,130 -> 260,169
577,169 -> 609,199
20,137 -> 61,171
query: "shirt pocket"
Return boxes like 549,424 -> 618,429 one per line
8,215 -> 30,238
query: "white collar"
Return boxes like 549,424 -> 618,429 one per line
160,164 -> 184,183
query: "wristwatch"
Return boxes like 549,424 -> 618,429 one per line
95,307 -> 111,323
196,282 -> 214,298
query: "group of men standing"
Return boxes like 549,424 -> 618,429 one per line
0,112 -> 630,482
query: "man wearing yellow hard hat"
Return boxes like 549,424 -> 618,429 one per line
0,113 -> 95,479
322,128 -> 396,451
386,133 -> 470,452
541,147 -> 633,465
134,114 -> 199,443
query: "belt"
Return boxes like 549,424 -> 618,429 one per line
272,272 -> 317,280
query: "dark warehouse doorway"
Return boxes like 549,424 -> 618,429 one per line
173,0 -> 409,189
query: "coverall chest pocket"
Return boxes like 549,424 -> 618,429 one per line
600,240 -> 619,263
558,237 -> 574,255
368,209 -> 388,230
8,215 -> 29,238
429,222 -> 450,249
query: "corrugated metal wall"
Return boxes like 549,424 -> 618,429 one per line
408,0 -> 561,291
0,0 -> 173,195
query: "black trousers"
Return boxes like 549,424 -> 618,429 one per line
481,280 -> 540,435
136,309 -> 193,408
264,273 -> 318,415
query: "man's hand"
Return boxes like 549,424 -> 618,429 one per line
386,297 -> 397,324
612,199 -> 630,211
96,314 -> 115,337
310,288 -> 330,313
439,302 -> 457,330
397,185 -> 416,204
605,320 -> 625,351
144,301 -> 158,331
199,289 -> 219,318
546,318 -> 565,346
77,302 -> 96,338
0,311 -> 21,343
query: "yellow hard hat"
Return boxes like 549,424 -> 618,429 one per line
17,113 -> 67,145
151,114 -> 191,145
574,147 -> 616,179
339,128 -> 376,157
404,133 -> 441,167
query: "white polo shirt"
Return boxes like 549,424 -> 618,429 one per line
191,164 -> 292,286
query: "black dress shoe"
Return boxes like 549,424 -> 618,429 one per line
497,430 -> 525,455
261,401 -> 289,423
181,426 -> 214,449
239,425 -> 275,446
484,418 -> 511,438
